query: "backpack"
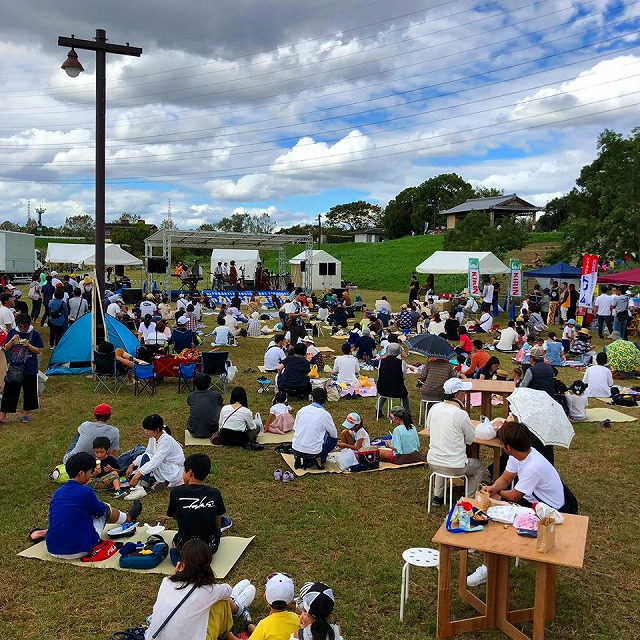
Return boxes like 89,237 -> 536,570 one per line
611,393 -> 637,407
119,534 -> 168,569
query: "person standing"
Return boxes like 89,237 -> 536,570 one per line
491,276 -> 501,316
408,274 -> 419,306
284,290 -> 307,345
228,260 -> 238,288
213,261 -> 224,289
48,289 -> 68,348
481,277 -> 494,312
28,276 -> 42,322
611,286 -> 630,338
559,282 -> 570,323
594,286 -> 614,338
567,283 -> 579,321
547,280 -> 560,325
68,288 -> 89,324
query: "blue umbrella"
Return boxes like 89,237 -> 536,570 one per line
406,334 -> 455,360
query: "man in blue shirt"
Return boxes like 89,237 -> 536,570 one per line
28,453 -> 142,559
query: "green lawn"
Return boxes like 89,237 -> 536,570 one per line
2,289 -> 639,639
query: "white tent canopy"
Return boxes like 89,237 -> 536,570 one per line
46,243 -> 142,266
289,249 -> 341,289
415,251 -> 509,275
210,249 -> 260,283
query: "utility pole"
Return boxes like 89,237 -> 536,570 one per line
317,213 -> 322,247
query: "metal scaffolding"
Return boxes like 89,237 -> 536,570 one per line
144,229 -> 314,294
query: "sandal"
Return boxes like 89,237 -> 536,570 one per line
28,528 -> 46,544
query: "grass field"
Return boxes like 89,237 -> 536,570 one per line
2,287 -> 640,639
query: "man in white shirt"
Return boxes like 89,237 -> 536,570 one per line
593,286 -> 614,338
50,270 -> 62,287
176,294 -> 189,312
583,351 -> 614,397
494,320 -> 518,351
463,296 -> 479,319
291,387 -> 338,470
0,293 -> 16,331
426,378 -> 483,508
475,310 -> 493,333
105,296 -> 123,319
481,280 -> 494,312
263,334 -> 287,372
332,342 -> 360,385
139,294 -> 157,317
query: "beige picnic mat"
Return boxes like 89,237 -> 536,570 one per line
256,431 -> 294,445
280,453 -> 424,477
316,346 -> 335,353
583,407 -> 636,422
184,430 -> 218,446
18,526 -> 254,579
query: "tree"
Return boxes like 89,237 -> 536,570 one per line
111,222 -> 154,256
381,187 -> 419,239
553,128 -> 640,259
443,211 -> 527,258
473,186 -> 504,199
159,218 -> 178,230
325,201 -> 382,230
248,211 -> 276,234
197,223 -> 217,231
119,212 -> 142,223
62,214 -> 95,237
0,221 -> 23,232
537,192 -> 574,231
215,212 -> 252,233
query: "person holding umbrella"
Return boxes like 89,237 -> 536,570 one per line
409,334 -> 458,405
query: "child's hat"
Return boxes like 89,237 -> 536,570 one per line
569,380 -> 587,395
265,572 -> 295,606
566,319 -> 576,325
342,412 -> 361,429
94,403 -> 112,416
301,582 -> 335,617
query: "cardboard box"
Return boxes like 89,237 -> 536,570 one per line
435,300 -> 452,312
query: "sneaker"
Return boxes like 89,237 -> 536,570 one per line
233,583 -> 256,612
431,495 -> 444,508
240,607 -> 253,631
467,564 -> 488,587
113,489 -> 127,499
151,481 -> 169,493
220,515 -> 233,532
125,486 -> 147,500
231,579 -> 251,602
282,471 -> 294,483
274,469 -> 283,481
127,499 -> 143,522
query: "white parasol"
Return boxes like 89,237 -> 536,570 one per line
506,387 -> 575,448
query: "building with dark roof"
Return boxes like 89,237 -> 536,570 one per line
441,193 -> 542,229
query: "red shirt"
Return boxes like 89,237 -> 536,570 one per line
459,334 -> 473,353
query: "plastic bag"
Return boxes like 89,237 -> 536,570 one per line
335,448 -> 357,470
254,412 -> 263,429
226,364 -> 237,383
308,364 -> 319,379
475,419 -> 497,441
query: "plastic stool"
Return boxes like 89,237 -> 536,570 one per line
418,399 -> 439,427
375,395 -> 403,420
400,547 -> 439,622
427,472 -> 468,513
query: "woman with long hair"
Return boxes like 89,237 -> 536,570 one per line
379,407 -> 423,464
218,387 -> 262,450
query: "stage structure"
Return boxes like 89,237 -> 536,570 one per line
144,229 -> 314,294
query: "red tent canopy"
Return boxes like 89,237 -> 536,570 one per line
598,267 -> 640,286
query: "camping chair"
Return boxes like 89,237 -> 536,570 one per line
178,362 -> 197,394
93,350 -> 127,395
134,362 -> 156,396
201,351 -> 229,394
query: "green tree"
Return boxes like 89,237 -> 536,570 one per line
119,212 -> 142,223
62,214 -> 94,237
248,211 -> 276,234
381,187 -> 418,238
111,222 -> 154,256
197,223 -> 217,231
215,212 -> 252,232
473,186 -> 504,199
0,220 -> 23,232
159,218 -> 178,230
537,192 -> 575,231
325,201 -> 382,230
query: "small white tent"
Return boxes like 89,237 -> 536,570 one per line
210,249 -> 260,284
415,251 -> 509,275
289,249 -> 341,290
46,243 -> 142,266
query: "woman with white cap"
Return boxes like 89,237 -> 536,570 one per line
294,582 -> 342,640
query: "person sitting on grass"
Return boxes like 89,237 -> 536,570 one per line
277,342 -> 312,399
378,407 -> 423,465
213,316 -> 233,346
89,437 -> 126,499
166,454 -> 227,566
263,390 -> 295,435
544,331 -> 565,366
125,415 -> 185,500
187,374 -> 223,439
337,412 -> 370,451
477,355 -> 500,380
355,327 -> 376,361
218,387 -> 263,450
460,339 -> 490,378
28,452 -> 142,558
466,421 -> 578,588
332,341 -> 360,386
63,403 -> 120,462
245,572 -> 300,639
295,581 -> 343,640
146,538 -> 256,640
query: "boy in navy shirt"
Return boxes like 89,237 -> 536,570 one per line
28,452 -> 142,559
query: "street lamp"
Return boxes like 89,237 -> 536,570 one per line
58,29 -> 142,295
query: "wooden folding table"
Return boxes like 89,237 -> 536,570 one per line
464,379 -> 515,419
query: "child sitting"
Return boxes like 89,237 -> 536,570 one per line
295,581 -> 343,640
565,380 -> 589,421
263,391 -> 295,435
337,412 -> 370,451
246,573 -> 299,639
453,354 -> 467,374
544,332 -> 565,366
166,453 -> 226,566
89,437 -> 125,499
347,323 -> 362,346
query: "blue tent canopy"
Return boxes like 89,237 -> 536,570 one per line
524,262 -> 581,280
45,312 -> 140,375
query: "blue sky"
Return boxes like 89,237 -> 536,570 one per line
0,0 -> 639,230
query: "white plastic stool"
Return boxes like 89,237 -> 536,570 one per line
418,399 -> 439,427
427,472 -> 468,513
375,395 -> 403,420
400,547 -> 439,622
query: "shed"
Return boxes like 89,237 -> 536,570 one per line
415,251 -> 509,275
289,249 -> 341,290
351,228 -> 385,243
210,249 -> 260,284
440,194 -> 541,229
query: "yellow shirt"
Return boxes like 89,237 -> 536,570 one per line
560,290 -> 570,308
248,610 -> 300,640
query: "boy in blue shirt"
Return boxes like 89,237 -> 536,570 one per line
28,452 -> 142,559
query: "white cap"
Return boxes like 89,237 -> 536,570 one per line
265,573 -> 295,606
443,378 -> 472,394
177,316 -> 189,325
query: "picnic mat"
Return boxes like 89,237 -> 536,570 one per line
280,453 -> 424,477
249,334 -> 275,339
256,431 -> 294,445
584,407 -> 636,423
184,431 -> 218,446
316,346 -> 335,353
18,526 -> 253,579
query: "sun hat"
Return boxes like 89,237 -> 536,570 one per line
443,378 -> 472,394
5,284 -> 15,290
94,403 -> 112,416
265,573 -> 295,606
146,293 -> 155,300
13,290 -> 22,298
342,412 -> 361,429
251,311 -> 260,319
387,343 -> 402,357
70,273 -> 77,278
579,328 -> 590,336
177,316 -> 189,325
51,270 -> 58,276
301,335 -> 314,343
83,276 -> 92,284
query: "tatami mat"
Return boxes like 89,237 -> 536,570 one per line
280,453 -> 424,477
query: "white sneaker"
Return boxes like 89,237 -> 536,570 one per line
231,579 -> 251,601
232,583 -> 256,612
467,564 -> 488,587
125,486 -> 147,500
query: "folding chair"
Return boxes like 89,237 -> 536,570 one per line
201,351 -> 229,394
93,350 -> 126,395
134,362 -> 156,396
178,362 -> 197,394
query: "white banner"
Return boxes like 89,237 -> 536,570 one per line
468,258 -> 480,296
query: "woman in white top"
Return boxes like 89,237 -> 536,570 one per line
332,342 -> 360,385
145,320 -> 171,348
337,411 -> 370,450
218,387 -> 262,448
146,538 -> 255,640
125,414 -> 185,498
138,314 -> 157,343
427,313 -> 446,336
158,297 -> 172,321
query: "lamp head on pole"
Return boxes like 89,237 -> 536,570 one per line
61,46 -> 84,77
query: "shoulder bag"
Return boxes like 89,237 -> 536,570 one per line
5,334 -> 34,385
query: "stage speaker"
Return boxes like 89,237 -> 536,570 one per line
147,257 -> 168,273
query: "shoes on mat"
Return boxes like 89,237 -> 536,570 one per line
125,486 -> 147,500
467,564 -> 488,587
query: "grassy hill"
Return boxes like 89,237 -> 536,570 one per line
264,232 -> 563,293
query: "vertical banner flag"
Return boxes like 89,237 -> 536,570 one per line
509,259 -> 522,297
579,254 -> 599,309
468,258 -> 480,296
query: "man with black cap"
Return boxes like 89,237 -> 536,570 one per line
63,404 -> 120,463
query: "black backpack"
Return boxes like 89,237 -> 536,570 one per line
611,393 -> 637,407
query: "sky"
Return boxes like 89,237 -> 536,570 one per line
1,0 -> 639,231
